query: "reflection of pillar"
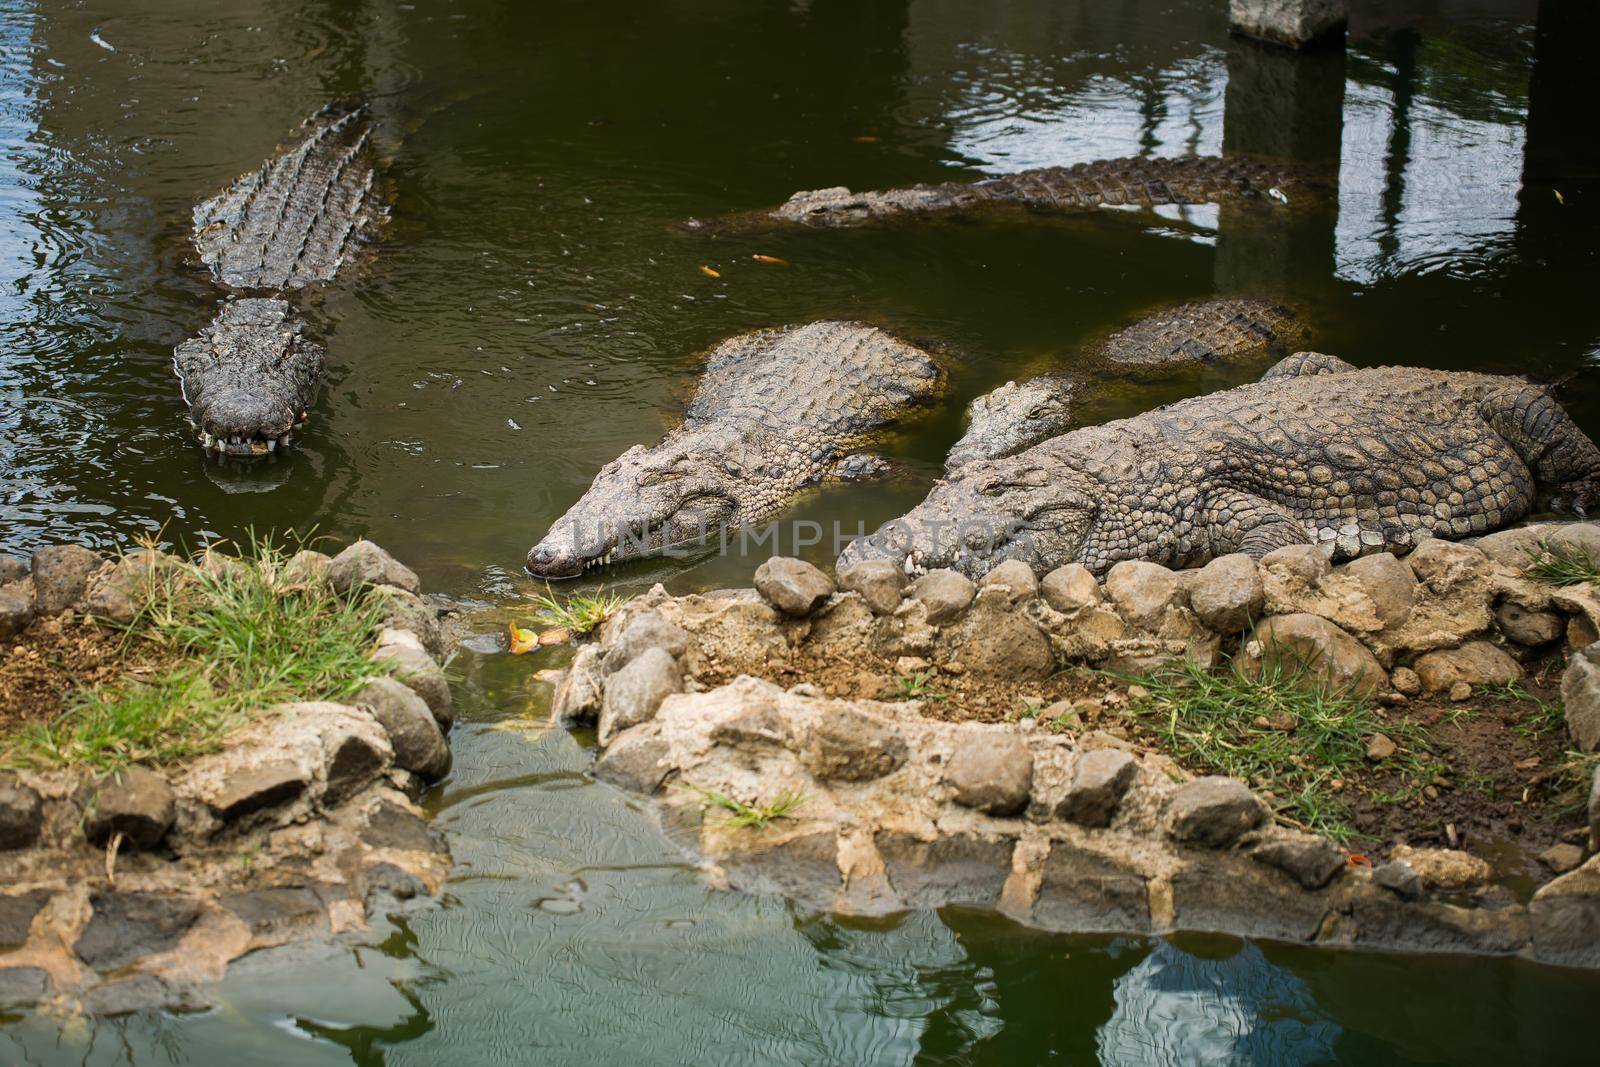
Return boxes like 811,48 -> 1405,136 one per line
1229,0 -> 1347,50
1213,37 -> 1345,295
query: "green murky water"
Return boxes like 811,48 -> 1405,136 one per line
3,0 -> 1599,1062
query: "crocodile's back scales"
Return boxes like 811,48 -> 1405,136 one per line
1096,299 -> 1307,367
193,107 -> 383,290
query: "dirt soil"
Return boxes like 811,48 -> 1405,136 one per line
712,643 -> 1589,889
0,616 -> 141,735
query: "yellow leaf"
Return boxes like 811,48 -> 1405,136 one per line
751,254 -> 789,266
851,135 -> 879,144
508,622 -> 538,655
699,264 -> 721,278
1554,189 -> 1565,205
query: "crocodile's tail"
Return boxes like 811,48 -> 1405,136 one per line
685,155 -> 1320,233
192,105 -> 386,290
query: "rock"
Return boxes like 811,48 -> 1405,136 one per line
82,974 -> 210,1016
1406,538 -> 1492,589
281,549 -> 333,587
1104,560 -> 1181,629
594,726 -> 673,794
0,966 -> 50,1010
360,801 -> 447,853
1541,843 -> 1586,875
1448,681 -> 1473,702
1373,860 -> 1424,899
835,560 -> 907,615
1187,554 -> 1263,633
1260,543 -> 1330,584
328,539 -> 420,595
353,677 -> 451,781
1590,764 -> 1600,851
1531,854 -> 1600,968
1030,841 -> 1151,933
1562,644 -> 1600,752
876,832 -> 1012,910
1041,563 -> 1102,614
1252,832 -> 1345,889
1391,667 -> 1422,697
370,629 -> 452,722
0,554 -> 26,585
322,729 -> 389,805
1474,525 -> 1551,568
600,612 -> 690,674
958,612 -> 1053,681
1343,552 -> 1417,630
369,585 -> 445,660
945,734 -> 1033,816
1572,615 -> 1600,652
1413,641 -> 1522,696
86,767 -> 176,848
910,569 -> 976,624
1055,749 -> 1138,828
0,889 -> 51,948
80,551 -> 172,625
73,891 -> 203,970
1229,0 -> 1347,49
599,646 -> 682,745
29,544 -> 101,615
1496,601 -> 1564,647
1238,613 -> 1386,696
1549,523 -> 1600,565
1366,733 -> 1397,761
0,776 -> 42,850
979,559 -> 1039,605
753,556 -> 835,616
552,644 -> 605,724
221,887 -> 330,946
208,759 -> 308,821
801,708 -> 908,782
1165,777 -> 1268,849
0,582 -> 32,638
1390,845 -> 1495,891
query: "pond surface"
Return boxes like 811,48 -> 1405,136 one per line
3,0 -> 1599,1062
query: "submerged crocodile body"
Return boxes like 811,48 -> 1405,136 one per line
526,321 -> 945,578
691,156 -> 1315,232
840,358 -> 1600,580
175,107 -> 384,458
946,298 -> 1307,468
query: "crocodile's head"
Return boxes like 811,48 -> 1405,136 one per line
840,455 -> 1100,579
946,375 -> 1079,470
527,435 -> 747,578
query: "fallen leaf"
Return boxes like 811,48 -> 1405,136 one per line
1513,756 -> 1540,771
508,622 -> 539,655
1347,853 -> 1373,868
539,627 -> 571,646
698,265 -> 721,278
751,254 -> 789,266
1554,189 -> 1565,205
851,135 -> 879,143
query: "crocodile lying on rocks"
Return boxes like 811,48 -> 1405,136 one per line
947,298 -> 1306,469
687,155 -> 1316,232
174,107 -> 384,458
839,357 -> 1600,579
526,322 -> 945,578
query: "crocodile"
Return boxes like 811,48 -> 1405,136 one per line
686,155 -> 1317,232
839,357 -> 1600,580
175,106 -> 385,458
526,321 -> 945,578
946,298 -> 1307,469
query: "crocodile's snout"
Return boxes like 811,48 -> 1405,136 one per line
526,540 -> 587,580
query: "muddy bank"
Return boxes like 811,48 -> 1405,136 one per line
0,540 -> 456,1016
549,524 -> 1600,968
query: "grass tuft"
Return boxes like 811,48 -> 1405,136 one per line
892,671 -> 946,703
1128,657 -> 1437,843
1523,540 -> 1599,587
532,587 -> 629,635
682,784 -> 808,829
2,535 -> 391,772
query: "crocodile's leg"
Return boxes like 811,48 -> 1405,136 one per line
1481,387 -> 1600,515
1201,490 -> 1314,560
1260,352 -> 1355,381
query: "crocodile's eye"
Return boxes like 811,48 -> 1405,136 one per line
1026,405 -> 1052,421
637,469 -> 685,488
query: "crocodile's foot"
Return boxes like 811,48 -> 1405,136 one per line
1550,477 -> 1600,519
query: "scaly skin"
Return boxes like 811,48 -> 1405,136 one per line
947,298 -> 1307,469
527,322 -> 945,578
173,299 -> 321,458
841,359 -> 1600,580
688,156 -> 1317,232
177,107 -> 385,457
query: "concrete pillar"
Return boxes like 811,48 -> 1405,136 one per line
1229,0 -> 1347,50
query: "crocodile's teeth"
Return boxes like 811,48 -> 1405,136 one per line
267,438 -> 277,452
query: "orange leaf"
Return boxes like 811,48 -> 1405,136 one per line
751,254 -> 789,267
508,623 -> 538,655
698,265 -> 721,278
1347,853 -> 1373,868
538,627 -> 571,646
851,135 -> 879,144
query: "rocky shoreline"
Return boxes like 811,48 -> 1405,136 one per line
552,524 -> 1600,969
0,540 -> 455,1016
